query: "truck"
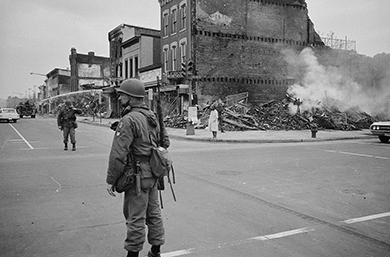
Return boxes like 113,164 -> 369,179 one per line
16,101 -> 37,118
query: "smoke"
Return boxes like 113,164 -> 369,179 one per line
282,48 -> 390,118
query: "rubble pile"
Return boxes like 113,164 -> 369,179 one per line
163,96 -> 377,131
164,114 -> 188,129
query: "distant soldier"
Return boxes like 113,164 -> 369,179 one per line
57,100 -> 82,151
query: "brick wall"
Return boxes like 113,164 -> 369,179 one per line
193,0 -> 318,103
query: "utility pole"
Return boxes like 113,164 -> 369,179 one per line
33,85 -> 37,102
183,59 -> 195,135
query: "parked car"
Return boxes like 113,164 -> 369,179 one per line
370,121 -> 390,143
0,107 -> 20,123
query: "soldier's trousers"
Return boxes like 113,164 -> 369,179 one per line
123,177 -> 165,252
62,126 -> 76,144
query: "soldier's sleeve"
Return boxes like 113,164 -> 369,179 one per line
106,117 -> 135,185
57,111 -> 63,126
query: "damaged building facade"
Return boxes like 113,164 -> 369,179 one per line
69,48 -> 111,91
158,0 -> 324,104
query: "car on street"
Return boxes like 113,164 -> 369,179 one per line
0,107 -> 20,123
370,121 -> 390,143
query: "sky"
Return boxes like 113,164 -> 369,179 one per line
1,0 -> 389,100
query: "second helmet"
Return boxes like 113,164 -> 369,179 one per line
117,79 -> 145,98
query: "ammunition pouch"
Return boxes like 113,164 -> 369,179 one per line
114,164 -> 135,193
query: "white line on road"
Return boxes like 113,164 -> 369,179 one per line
249,227 -> 315,241
324,149 -> 388,160
8,124 -> 34,149
342,212 -> 390,224
338,151 -> 373,158
161,211 -> 390,256
161,249 -> 196,257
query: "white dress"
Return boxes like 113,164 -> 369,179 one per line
208,109 -> 219,132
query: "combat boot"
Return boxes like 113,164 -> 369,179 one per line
72,143 -> 76,151
64,143 -> 68,151
147,251 -> 160,257
126,251 -> 139,257
148,245 -> 161,257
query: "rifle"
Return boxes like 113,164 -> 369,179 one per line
155,77 -> 176,207
156,77 -> 165,191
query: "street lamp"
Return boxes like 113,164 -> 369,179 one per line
30,72 -> 47,77
30,72 -> 48,100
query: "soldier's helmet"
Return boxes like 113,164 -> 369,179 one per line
117,79 -> 145,98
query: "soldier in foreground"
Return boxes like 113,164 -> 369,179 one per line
57,100 -> 82,151
106,79 -> 169,257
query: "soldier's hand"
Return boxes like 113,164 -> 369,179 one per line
106,184 -> 116,197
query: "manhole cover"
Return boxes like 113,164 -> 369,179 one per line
338,188 -> 370,196
216,171 -> 241,176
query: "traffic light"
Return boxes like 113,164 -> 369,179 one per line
187,61 -> 193,74
181,62 -> 187,77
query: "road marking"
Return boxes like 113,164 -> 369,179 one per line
162,249 -> 196,257
8,124 -> 34,149
249,227 -> 315,241
343,212 -> 390,224
161,212 -> 390,256
324,149 -> 388,160
338,151 -> 373,158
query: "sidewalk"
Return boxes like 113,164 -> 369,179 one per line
78,116 -> 376,143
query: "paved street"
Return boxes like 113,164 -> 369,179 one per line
1,117 -> 389,257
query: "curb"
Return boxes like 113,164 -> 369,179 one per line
168,134 -> 376,144
78,119 -> 376,144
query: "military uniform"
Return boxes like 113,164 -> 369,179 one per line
57,106 -> 82,148
106,104 -> 170,253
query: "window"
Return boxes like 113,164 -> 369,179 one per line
163,11 -> 169,37
179,38 -> 187,64
171,44 -> 177,71
130,58 -> 133,78
163,47 -> 169,72
125,59 -> 128,78
171,7 -> 177,34
180,2 -> 187,31
134,56 -> 139,77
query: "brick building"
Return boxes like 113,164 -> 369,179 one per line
106,24 -> 162,117
69,48 -> 111,92
45,68 -> 71,97
158,0 -> 324,104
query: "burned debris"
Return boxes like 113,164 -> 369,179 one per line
163,93 -> 376,131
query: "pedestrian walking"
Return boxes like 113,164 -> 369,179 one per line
105,79 -> 170,257
208,104 -> 219,140
57,100 -> 82,151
